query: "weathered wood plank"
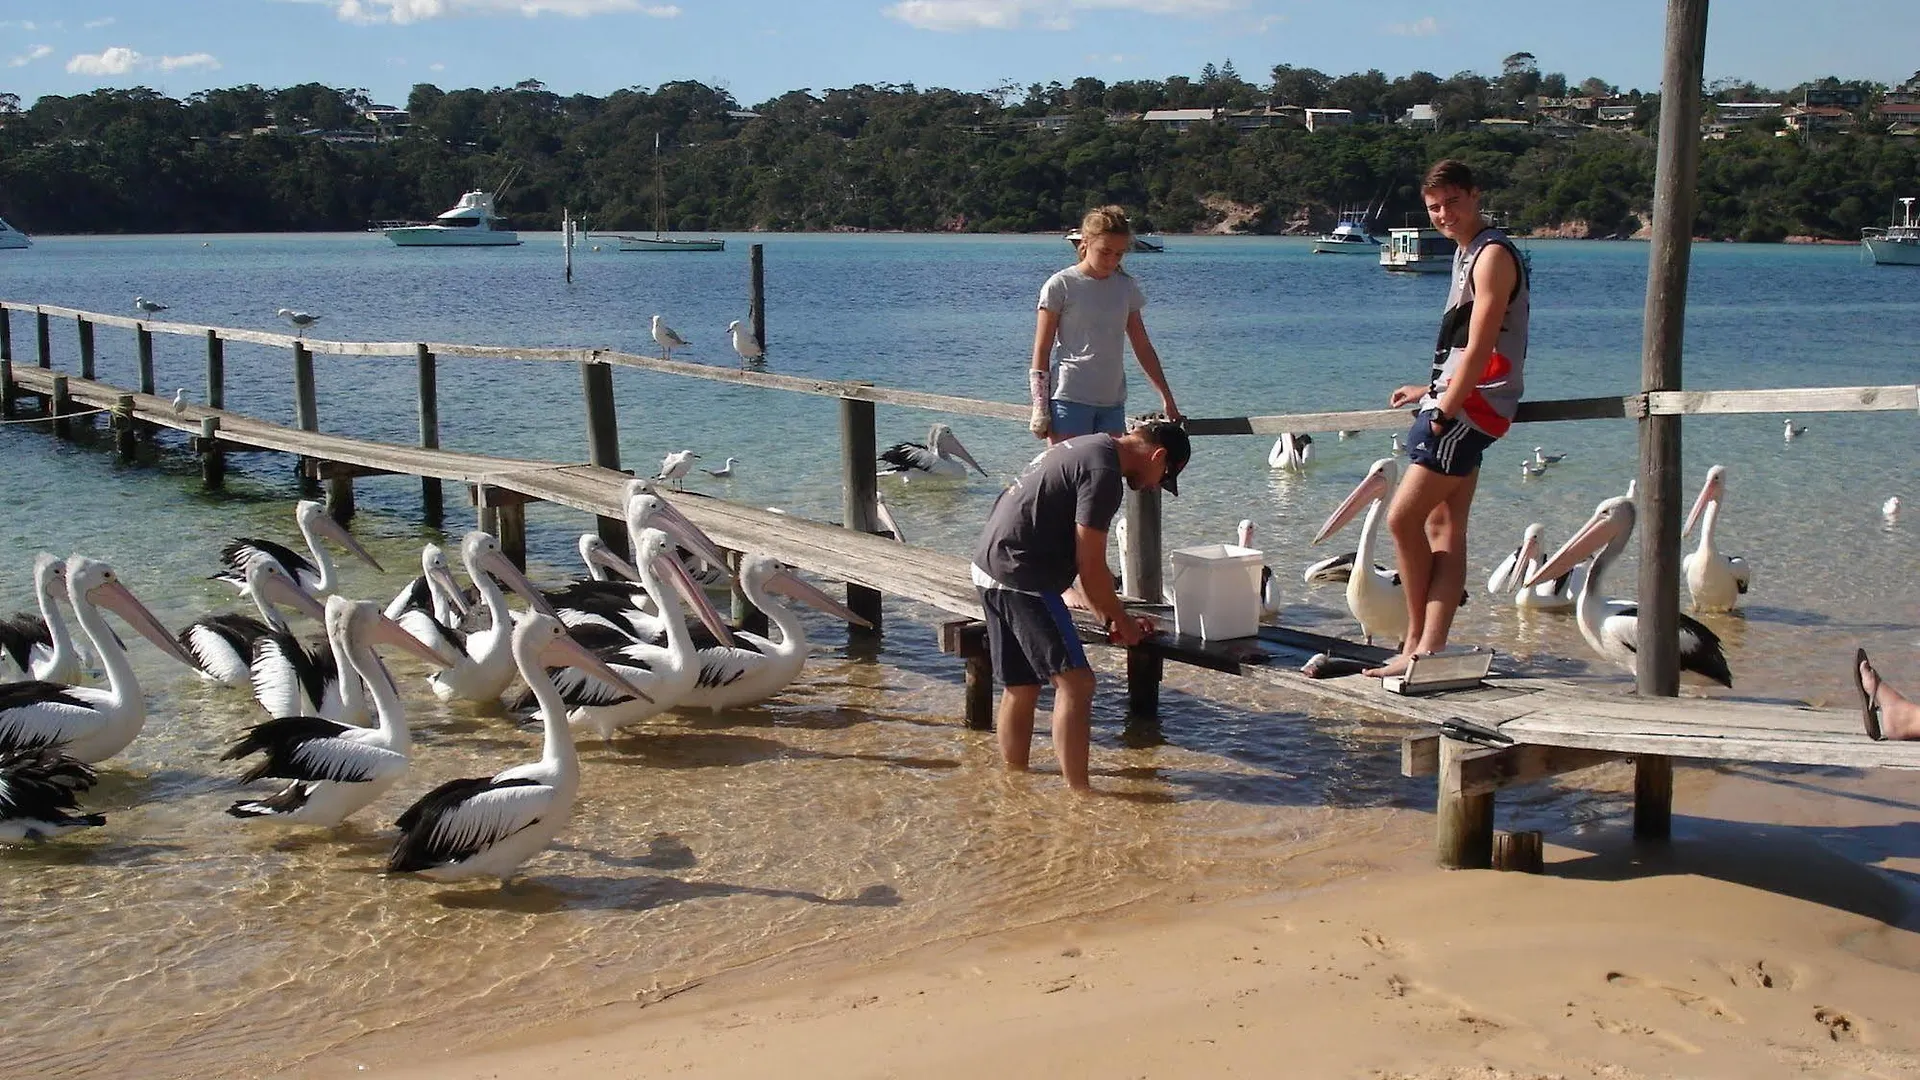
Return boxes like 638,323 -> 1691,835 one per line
1186,397 -> 1629,437
1647,385 -> 1920,416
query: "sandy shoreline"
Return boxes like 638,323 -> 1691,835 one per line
301,763 -> 1920,1080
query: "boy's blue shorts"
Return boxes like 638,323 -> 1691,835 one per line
1049,399 -> 1127,438
1406,408 -> 1498,477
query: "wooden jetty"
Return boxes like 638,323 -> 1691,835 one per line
4,287 -> 1919,873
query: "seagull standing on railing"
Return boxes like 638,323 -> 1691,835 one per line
651,315 -> 689,360
727,320 -> 764,367
655,450 -> 700,490
277,309 -> 321,336
171,389 -> 187,414
134,297 -> 168,315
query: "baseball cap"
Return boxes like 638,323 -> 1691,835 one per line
1138,420 -> 1190,496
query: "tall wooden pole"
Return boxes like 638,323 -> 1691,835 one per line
294,342 -> 319,496
1633,0 -> 1709,843
581,359 -> 627,557
749,243 -> 766,351
1122,488 -> 1163,602
36,311 -> 50,369
205,330 -> 225,410
136,326 -> 155,395
417,344 -> 443,525
77,318 -> 95,380
0,305 -> 11,362
839,395 -> 882,633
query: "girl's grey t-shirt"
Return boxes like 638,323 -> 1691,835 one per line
1039,266 -> 1146,408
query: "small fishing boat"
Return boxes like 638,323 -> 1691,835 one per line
1379,225 -> 1455,274
1311,215 -> 1380,255
0,215 -> 31,250
1862,197 -> 1920,266
384,186 -> 522,247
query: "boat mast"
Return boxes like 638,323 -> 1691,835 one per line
653,132 -> 664,239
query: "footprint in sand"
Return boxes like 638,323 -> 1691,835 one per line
1814,1006 -> 1865,1043
1358,929 -> 1400,958
1606,971 -> 1743,1024
1718,958 -> 1799,991
1593,1013 -> 1702,1054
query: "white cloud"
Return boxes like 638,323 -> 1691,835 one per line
160,52 -> 221,72
429,61 -> 446,71
83,16 -> 117,28
8,44 -> 53,67
67,47 -> 143,75
886,0 -> 1238,32
1385,15 -> 1438,36
0,21 -> 39,31
317,0 -> 676,23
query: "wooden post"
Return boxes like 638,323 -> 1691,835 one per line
206,331 -> 225,410
1122,488 -> 1163,602
939,621 -> 996,732
113,394 -> 137,463
77,318 -> 95,380
839,395 -> 883,633
294,342 -> 319,495
498,502 -> 526,570
1435,736 -> 1496,869
0,305 -> 10,362
136,326 -> 155,395
749,243 -> 766,351
1633,0 -> 1709,844
198,416 -> 226,489
0,358 -> 13,419
1126,648 -> 1163,720
1493,831 -> 1544,873
50,374 -> 71,439
326,471 -> 356,525
36,311 -> 50,369
417,345 -> 442,524
580,359 -> 627,556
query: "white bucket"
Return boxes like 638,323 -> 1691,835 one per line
1168,543 -> 1263,640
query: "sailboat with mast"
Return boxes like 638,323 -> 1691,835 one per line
600,133 -> 725,253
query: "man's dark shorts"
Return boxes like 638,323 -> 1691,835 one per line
1406,408 -> 1498,477
978,587 -> 1090,687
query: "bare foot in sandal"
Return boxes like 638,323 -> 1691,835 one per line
1857,651 -> 1920,741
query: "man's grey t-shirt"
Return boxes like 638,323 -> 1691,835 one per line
1039,266 -> 1147,409
973,435 -> 1125,595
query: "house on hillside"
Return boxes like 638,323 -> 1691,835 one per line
1595,104 -> 1638,128
1473,117 -> 1531,134
1782,105 -> 1855,134
1224,107 -> 1301,132
1400,103 -> 1438,130
1714,101 -> 1782,124
361,106 -> 410,136
1303,107 -> 1353,132
1876,100 -> 1920,127
1140,108 -> 1218,131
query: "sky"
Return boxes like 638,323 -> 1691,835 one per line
2,0 -> 1916,110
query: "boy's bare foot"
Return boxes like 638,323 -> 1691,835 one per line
1364,653 -> 1418,679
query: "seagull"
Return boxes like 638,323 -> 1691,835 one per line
1338,430 -> 1359,441
1521,457 -> 1545,478
134,297 -> 168,315
655,449 -> 700,490
1389,433 -> 1404,457
277,308 -> 321,336
651,315 -> 689,360
702,456 -> 738,479
171,388 -> 187,414
1531,446 -> 1566,466
727,320 -> 764,366
1783,418 -> 1806,441
1885,496 -> 1902,523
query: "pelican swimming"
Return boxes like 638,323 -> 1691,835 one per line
224,597 -> 450,826
678,556 -> 870,712
1681,464 -> 1752,613
1338,430 -> 1359,441
0,556 -> 198,763
1783,418 -> 1806,441
397,531 -> 558,705
655,450 -> 700,490
1,553 -> 85,685
878,423 -> 988,482
1267,432 -> 1313,472
1487,523 -> 1581,613
0,748 -> 106,843
1523,496 -> 1733,687
1311,458 -> 1410,646
383,542 -> 471,629
651,315 -> 690,360
727,320 -> 764,366
179,560 -> 328,686
387,612 -> 644,884
216,499 -> 384,596
1236,520 -> 1281,621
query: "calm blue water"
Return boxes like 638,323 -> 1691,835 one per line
1,233 -> 1916,1077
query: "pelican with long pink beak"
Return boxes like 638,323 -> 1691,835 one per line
1681,464 -> 1752,613
677,555 -> 873,712
1311,457 -> 1407,646
1523,495 -> 1733,687
878,423 -> 988,482
215,499 -> 385,596
1487,523 -> 1581,613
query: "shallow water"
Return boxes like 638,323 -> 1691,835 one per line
0,234 -> 1915,1076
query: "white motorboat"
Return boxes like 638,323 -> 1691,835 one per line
1065,228 -> 1164,253
1379,225 -> 1455,273
384,190 -> 521,247
1862,197 -> 1920,266
0,215 -> 31,250
1311,216 -> 1380,255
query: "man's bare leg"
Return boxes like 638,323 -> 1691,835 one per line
1366,465 -> 1472,678
1859,656 -> 1920,740
1415,469 -> 1478,654
997,684 -> 1042,771
1050,667 -> 1096,791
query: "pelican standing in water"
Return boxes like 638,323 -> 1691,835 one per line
387,613 -> 646,884
1681,464 -> 1752,613
179,560 -> 328,686
678,555 -> 871,712
0,556 -> 198,763
223,597 -> 452,826
1486,523 -> 1580,612
540,492 -> 729,643
1,553 -> 85,685
1523,496 -> 1733,687
1267,432 -> 1313,472
216,499 -> 385,596
878,423 -> 988,481
397,531 -> 559,705
0,749 -> 107,843
1311,458 -> 1410,646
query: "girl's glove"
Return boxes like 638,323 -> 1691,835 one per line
1028,369 -> 1051,437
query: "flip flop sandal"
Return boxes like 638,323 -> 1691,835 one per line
1856,647 -> 1885,741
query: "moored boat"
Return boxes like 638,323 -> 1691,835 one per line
1862,197 -> 1920,266
0,215 -> 31,250
1379,225 -> 1454,273
384,191 -> 521,247
1065,229 -> 1164,253
1311,214 -> 1380,255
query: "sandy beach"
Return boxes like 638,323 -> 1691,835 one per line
308,761 -> 1920,1080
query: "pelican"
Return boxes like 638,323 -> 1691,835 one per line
386,612 -> 645,884
679,556 -> 871,712
1267,432 -> 1313,472
277,308 -> 321,334
651,314 -> 689,359
655,450 -> 700,490
216,499 -> 385,596
542,493 -> 729,642
1681,464 -> 1752,613
134,297 -> 168,315
171,388 -> 187,414
224,597 -> 452,826
1,553 -> 84,685
1487,524 -> 1581,612
1531,447 -> 1566,467
0,748 -> 106,843
179,560 -> 328,686
1338,430 -> 1359,441
1783,418 -> 1806,441
727,320 -> 764,365
1235,520 -> 1280,621
872,490 -> 906,543
703,456 -> 739,479
1520,457 -> 1545,478
1302,551 -> 1389,587
622,476 -> 731,586
878,423 -> 988,481
396,531 -> 558,705
0,556 -> 198,763
383,543 -> 471,628
1523,496 -> 1733,687
1311,458 -> 1407,646
528,527 -> 730,740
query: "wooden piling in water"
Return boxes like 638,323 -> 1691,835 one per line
78,318 -> 95,380
417,344 -> 442,525
727,550 -> 771,637
50,374 -> 71,439
839,395 -> 883,633
206,331 -> 224,410
1436,735 -> 1496,869
37,311 -> 51,369
1126,647 -> 1163,721
1493,830 -> 1544,873
749,243 -> 766,352
580,359 -> 627,557
474,485 -> 530,569
0,358 -> 13,419
326,472 -> 356,525
113,394 -> 137,462
136,326 -> 155,396
1122,488 -> 1163,602
293,342 -> 319,495
0,305 -> 10,362
939,621 -> 995,731
197,415 -> 225,489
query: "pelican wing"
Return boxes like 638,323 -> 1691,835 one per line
221,716 -> 403,784
877,442 -> 933,474
384,575 -> 432,620
0,748 -> 99,816
0,613 -> 51,673
388,777 -> 548,872
221,538 -> 317,584
249,632 -> 328,718
0,682 -> 101,752
397,608 -> 467,655
697,649 -> 760,689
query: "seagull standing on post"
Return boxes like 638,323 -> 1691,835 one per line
655,450 -> 699,490
727,320 -> 764,367
651,315 -> 689,360
134,297 -> 168,315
